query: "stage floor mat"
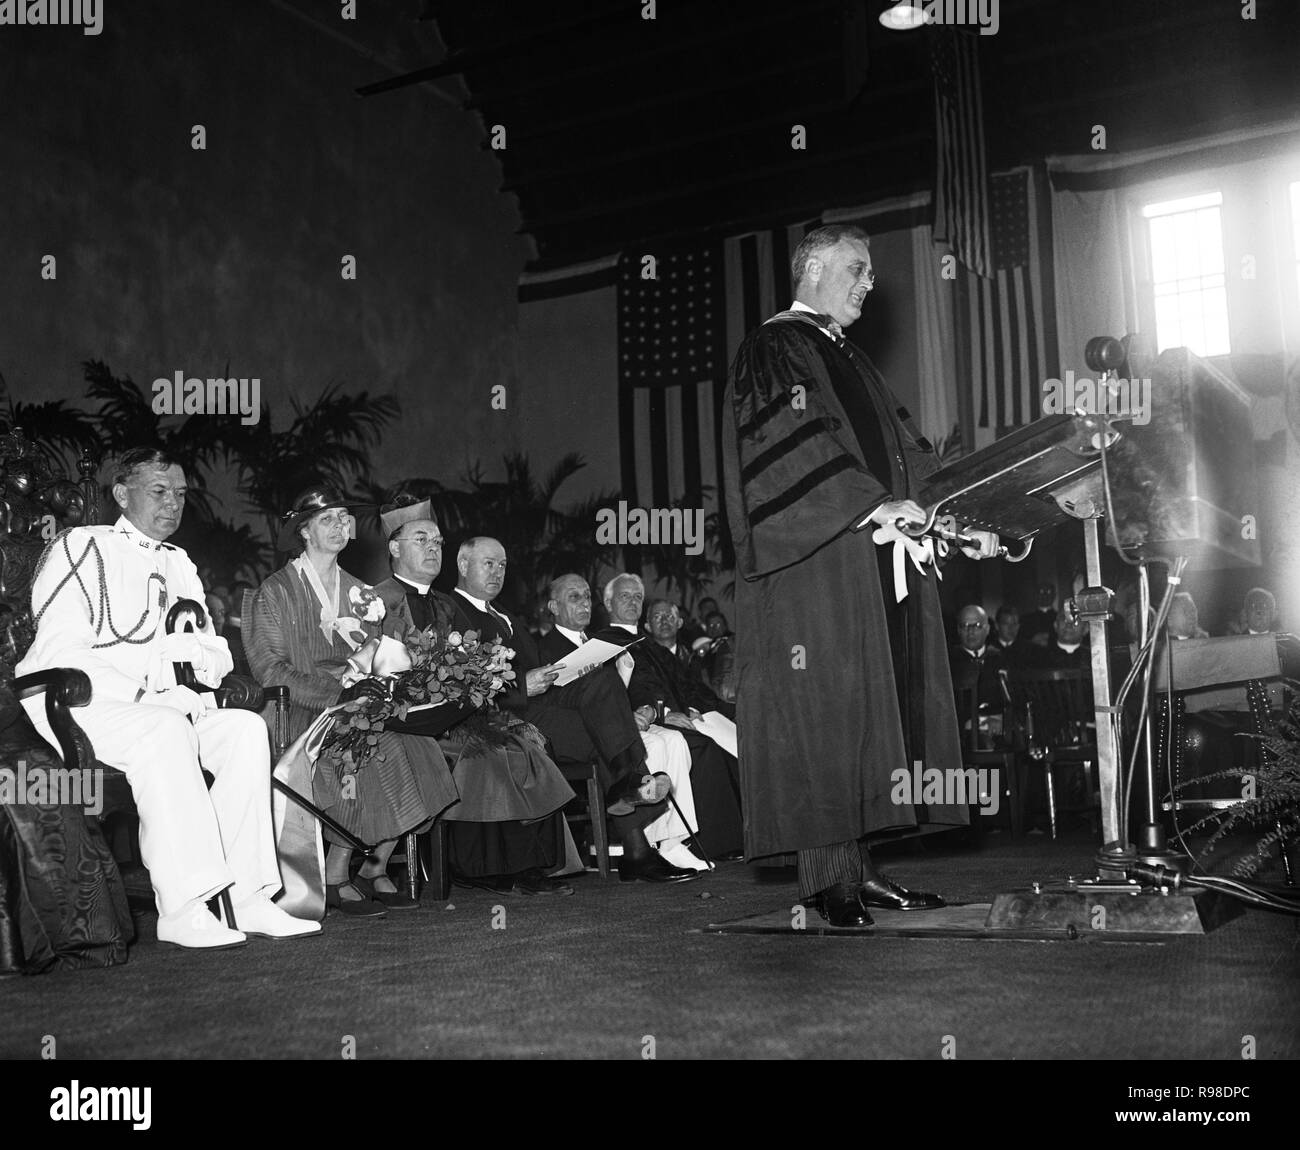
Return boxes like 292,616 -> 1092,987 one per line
702,902 -> 1167,944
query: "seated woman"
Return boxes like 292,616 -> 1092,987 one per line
245,486 -> 460,918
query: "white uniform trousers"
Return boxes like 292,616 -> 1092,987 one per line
640,725 -> 699,846
27,700 -> 281,917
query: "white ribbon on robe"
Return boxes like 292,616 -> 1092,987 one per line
293,554 -> 366,651
871,521 -> 946,604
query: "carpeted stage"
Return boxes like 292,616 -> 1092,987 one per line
3,827 -> 1296,1061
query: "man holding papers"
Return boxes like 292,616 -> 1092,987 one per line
597,575 -> 745,859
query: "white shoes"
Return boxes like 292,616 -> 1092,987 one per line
157,900 -> 247,950
233,894 -> 322,941
657,840 -> 712,872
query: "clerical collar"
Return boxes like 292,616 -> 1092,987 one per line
556,624 -> 586,645
963,645 -> 986,659
115,516 -> 173,552
1057,641 -> 1082,653
611,621 -> 638,634
395,574 -> 432,594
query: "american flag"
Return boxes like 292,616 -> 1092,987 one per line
616,245 -> 728,512
931,27 -> 991,279
964,167 -> 1058,437
616,226 -> 813,517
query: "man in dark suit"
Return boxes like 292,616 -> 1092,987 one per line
540,574 -> 704,878
948,605 -> 1008,709
597,575 -> 744,858
373,515 -> 575,896
989,604 -> 1027,667
641,599 -> 736,720
450,540 -> 693,884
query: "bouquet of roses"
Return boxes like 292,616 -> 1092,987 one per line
318,623 -> 516,774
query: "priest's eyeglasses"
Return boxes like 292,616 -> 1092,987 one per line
397,532 -> 443,548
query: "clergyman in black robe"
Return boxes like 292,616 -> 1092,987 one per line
721,224 -> 1001,925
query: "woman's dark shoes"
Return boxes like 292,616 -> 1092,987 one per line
617,854 -> 696,883
814,882 -> 874,927
857,875 -> 946,911
606,771 -> 672,816
325,881 -> 387,918
351,873 -> 420,910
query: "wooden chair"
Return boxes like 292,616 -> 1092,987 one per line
954,683 -> 1024,838
1013,667 -> 1100,839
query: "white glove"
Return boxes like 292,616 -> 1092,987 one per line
144,685 -> 210,721
158,632 -> 234,688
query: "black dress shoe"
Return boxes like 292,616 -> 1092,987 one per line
857,875 -> 946,911
325,882 -> 387,918
351,874 -> 420,910
515,868 -> 575,896
606,771 -> 672,815
617,855 -> 697,883
813,882 -> 874,927
453,873 -> 517,896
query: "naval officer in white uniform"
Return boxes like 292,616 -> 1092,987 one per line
18,447 -> 318,948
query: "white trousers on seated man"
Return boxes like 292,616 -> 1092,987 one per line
640,725 -> 709,871
26,697 -> 290,934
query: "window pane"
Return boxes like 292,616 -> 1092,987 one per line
1197,208 -> 1224,275
1150,216 -> 1177,282
1144,197 -> 1230,356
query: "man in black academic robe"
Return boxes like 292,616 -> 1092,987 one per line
721,224 -> 1000,926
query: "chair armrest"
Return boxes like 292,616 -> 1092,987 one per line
13,667 -> 95,772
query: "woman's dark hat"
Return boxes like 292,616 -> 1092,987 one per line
277,485 -> 362,550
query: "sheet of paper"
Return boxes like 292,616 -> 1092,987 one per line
551,637 -> 638,687
691,710 -> 737,757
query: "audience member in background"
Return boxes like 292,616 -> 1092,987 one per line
697,611 -> 738,704
1243,587 -> 1278,635
639,599 -> 736,720
948,605 -> 1008,711
599,575 -> 744,860
678,595 -> 719,650
989,604 -> 1026,665
206,588 -> 251,677
539,573 -> 705,878
245,486 -> 460,918
1020,583 -> 1058,648
1028,602 -> 1091,668
1166,591 -> 1209,640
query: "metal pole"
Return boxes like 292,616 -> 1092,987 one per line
1082,516 -> 1123,848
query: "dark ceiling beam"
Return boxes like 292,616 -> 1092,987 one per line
461,0 -> 845,109
495,54 -> 843,180
534,174 -> 930,265
520,131 -> 930,234
357,4 -> 637,96
997,5 -> 1233,66
999,53 -> 1298,144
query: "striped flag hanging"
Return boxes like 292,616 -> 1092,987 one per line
965,167 -> 1058,439
616,223 -> 815,516
616,245 -> 728,514
931,27 -> 991,279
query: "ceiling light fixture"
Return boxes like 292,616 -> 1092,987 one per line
878,2 -> 928,31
